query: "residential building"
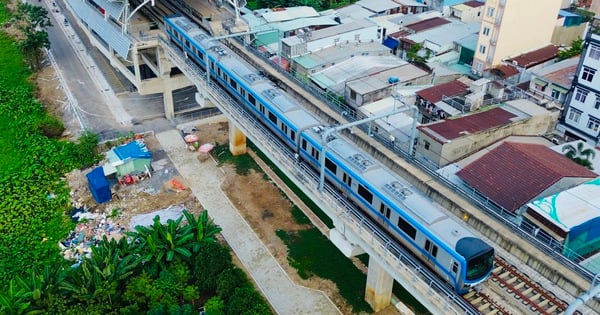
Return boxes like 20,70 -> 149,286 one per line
416,100 -> 557,167
558,18 -> 600,145
527,56 -> 579,107
449,1 -> 486,23
487,45 -> 560,84
552,9 -> 588,47
471,0 -> 562,76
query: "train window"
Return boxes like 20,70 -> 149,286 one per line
425,240 -> 431,252
452,261 -> 458,273
268,112 -> 277,124
311,148 -> 319,160
260,104 -> 265,114
386,207 -> 391,219
325,158 -> 337,174
241,90 -> 246,99
357,184 -> 373,204
397,217 -> 416,239
198,51 -> 204,61
249,94 -> 256,107
281,123 -> 288,134
301,139 -> 307,150
342,173 -> 352,186
230,78 -> 237,90
379,203 -> 385,215
185,40 -> 190,48
432,245 -> 438,257
291,130 -> 295,141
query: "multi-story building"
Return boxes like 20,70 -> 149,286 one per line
471,0 -> 562,76
558,18 -> 600,145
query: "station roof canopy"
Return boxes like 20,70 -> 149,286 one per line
67,0 -> 131,59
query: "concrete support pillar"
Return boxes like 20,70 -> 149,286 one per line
228,123 -> 247,156
163,87 -> 174,119
365,255 -> 393,312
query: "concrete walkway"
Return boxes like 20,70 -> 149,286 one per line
155,129 -> 341,315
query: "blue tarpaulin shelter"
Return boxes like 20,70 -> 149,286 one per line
86,167 -> 111,204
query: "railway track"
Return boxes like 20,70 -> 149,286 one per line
463,257 -> 578,315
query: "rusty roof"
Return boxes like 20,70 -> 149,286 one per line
417,107 -> 517,142
463,0 -> 485,7
405,17 -> 450,33
492,64 -> 520,77
456,142 -> 597,213
509,45 -> 559,68
416,79 -> 469,104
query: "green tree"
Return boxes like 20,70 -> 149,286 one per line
562,141 -> 596,170
226,287 -> 271,315
15,3 -> 52,70
406,42 -> 430,63
191,242 -> 232,293
183,209 -> 222,253
204,296 -> 225,315
558,37 -> 583,60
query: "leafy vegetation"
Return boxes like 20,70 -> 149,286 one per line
14,2 -> 52,70
213,143 -> 262,175
558,37 -> 583,60
562,141 -> 596,170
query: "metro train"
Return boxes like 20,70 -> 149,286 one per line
163,15 -> 494,293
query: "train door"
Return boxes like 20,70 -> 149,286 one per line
423,239 -> 438,267
342,172 -> 352,198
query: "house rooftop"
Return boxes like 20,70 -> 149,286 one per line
509,45 -> 559,69
532,56 -> 579,88
492,64 -> 520,78
259,6 -> 319,23
356,0 -> 400,13
456,142 -> 597,212
462,0 -> 485,8
416,79 -> 469,103
334,4 -> 375,22
405,17 -> 450,33
345,63 -> 430,94
293,41 -> 392,71
417,106 -> 522,142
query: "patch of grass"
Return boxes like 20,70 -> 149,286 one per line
249,142 -> 334,228
290,206 -> 311,225
276,228 -> 372,313
212,143 -> 261,176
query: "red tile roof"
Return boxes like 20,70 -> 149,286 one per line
463,0 -> 485,7
405,17 -> 450,33
416,80 -> 469,104
509,45 -> 559,68
418,107 -> 517,142
456,142 -> 597,212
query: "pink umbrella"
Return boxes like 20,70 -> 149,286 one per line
184,134 -> 199,143
198,143 -> 215,153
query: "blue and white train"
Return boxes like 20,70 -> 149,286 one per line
164,15 -> 494,293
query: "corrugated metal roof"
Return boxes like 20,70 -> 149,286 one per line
346,63 -> 427,94
67,0 -> 131,59
532,56 -> 579,88
261,6 -> 319,23
405,17 -> 450,33
509,45 -> 559,68
417,107 -> 516,141
528,178 -> 600,232
462,0 -> 485,8
94,0 -> 123,18
356,0 -> 400,12
416,79 -> 469,103
457,142 -> 597,212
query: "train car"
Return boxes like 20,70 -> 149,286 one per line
164,15 -> 322,148
163,14 -> 495,293
299,127 -> 494,293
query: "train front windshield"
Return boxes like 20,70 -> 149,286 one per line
466,248 -> 494,281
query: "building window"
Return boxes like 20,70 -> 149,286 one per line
551,89 -> 561,100
587,116 -> 600,132
424,140 -> 430,150
482,26 -> 490,36
479,45 -> 486,54
595,95 -> 600,109
475,61 -> 483,72
582,67 -> 596,82
590,44 -> 600,60
575,88 -> 589,103
486,7 -> 494,17
568,108 -> 582,122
